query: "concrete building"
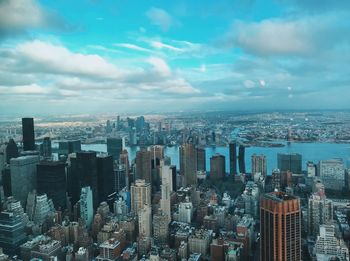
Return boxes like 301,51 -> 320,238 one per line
135,149 -> 152,183
308,189 -> 333,237
130,179 -> 151,215
251,154 -> 267,177
277,153 -> 302,174
26,191 -> 55,227
96,238 -> 122,261
178,197 -> 193,224
107,137 -> 124,162
210,153 -> 225,180
260,192 -> 301,261
153,210 -> 169,245
22,118 -> 35,151
196,147 -> 206,172
314,225 -> 349,261
188,229 -> 212,256
138,204 -> 152,238
179,143 -> 197,187
80,187 -> 93,229
10,155 -> 39,207
307,161 -> 316,178
319,159 -> 345,190
229,142 -> 237,176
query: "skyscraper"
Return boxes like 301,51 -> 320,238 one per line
277,153 -> 302,174
135,148 -> 152,183
160,166 -> 171,224
40,137 -> 52,159
138,204 -> 152,238
229,142 -> 237,176
210,154 -> 225,180
96,154 -> 114,203
80,186 -> 93,229
130,179 -> 151,215
260,192 -> 301,261
22,118 -> 35,151
318,159 -> 345,190
37,161 -> 67,210
107,137 -> 123,161
179,143 -> 197,187
10,155 -> 39,206
5,139 -> 18,164
238,145 -> 246,174
196,147 -> 206,172
251,154 -> 267,177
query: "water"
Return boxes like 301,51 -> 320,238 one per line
79,142 -> 350,174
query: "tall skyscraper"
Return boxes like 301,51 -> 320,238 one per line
153,210 -> 169,245
277,153 -> 302,174
318,159 -> 345,190
308,188 -> 333,237
5,139 -> 18,164
196,147 -> 206,172
138,204 -> 152,237
96,154 -> 114,203
179,143 -> 197,187
40,137 -> 52,159
22,118 -> 35,151
37,161 -> 67,210
260,192 -> 301,261
135,148 -> 152,183
70,151 -> 98,209
238,145 -> 246,174
170,165 -> 177,192
251,154 -> 267,177
0,211 -> 27,256
119,150 -> 130,189
10,155 -> 39,207
80,186 -> 93,229
160,166 -> 171,224
210,154 -> 225,180
130,179 -> 151,215
107,137 -> 123,161
229,142 -> 237,176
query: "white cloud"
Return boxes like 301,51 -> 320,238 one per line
259,79 -> 266,87
146,7 -> 175,31
114,43 -> 151,53
0,84 -> 49,95
17,40 -> 123,79
147,57 -> 171,77
243,79 -> 255,88
150,41 -> 182,52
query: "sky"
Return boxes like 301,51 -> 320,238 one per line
0,0 -> 350,116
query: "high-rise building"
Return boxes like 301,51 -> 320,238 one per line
179,143 -> 197,187
319,159 -> 345,190
26,191 -> 55,227
10,155 -> 39,206
210,154 -> 225,180
229,143 -> 237,176
150,145 -> 164,169
40,137 -> 52,159
58,140 -> 81,156
0,211 -> 27,256
80,187 -> 93,229
178,197 -> 193,224
135,149 -> 152,183
96,154 -> 114,203
196,147 -> 206,172
138,204 -> 152,237
238,145 -> 246,174
119,150 -> 130,189
160,166 -> 171,224
22,118 -> 35,151
170,165 -> 177,192
260,192 -> 301,261
153,210 -> 169,245
314,225 -> 349,261
277,153 -> 302,174
251,154 -> 267,177
5,139 -> 18,164
70,151 -> 98,209
107,137 -> 123,162
307,161 -> 316,177
308,189 -> 333,237
97,238 -> 122,261
37,161 -> 67,210
130,179 -> 151,215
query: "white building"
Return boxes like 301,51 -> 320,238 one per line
130,179 -> 151,215
80,186 -> 93,228
178,197 -> 193,224
138,204 -> 152,237
319,159 -> 345,190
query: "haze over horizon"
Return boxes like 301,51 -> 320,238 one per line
1,0 -> 350,115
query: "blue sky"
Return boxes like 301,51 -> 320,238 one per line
0,0 -> 349,115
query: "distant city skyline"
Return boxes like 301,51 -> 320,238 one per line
0,0 -> 350,115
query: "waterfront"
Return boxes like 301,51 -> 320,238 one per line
72,142 -> 350,174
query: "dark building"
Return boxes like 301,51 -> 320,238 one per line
5,139 -> 19,164
179,143 -> 197,187
196,147 -> 206,172
135,148 -> 152,183
22,118 -> 35,151
37,161 -> 67,210
0,211 -> 27,256
260,192 -> 301,261
58,140 -> 81,155
277,153 -> 302,174
170,165 -> 177,191
107,137 -> 123,161
96,154 -> 114,203
229,143 -> 237,176
136,116 -> 145,132
69,151 -> 98,209
238,145 -> 246,174
40,137 -> 52,159
210,154 -> 226,180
